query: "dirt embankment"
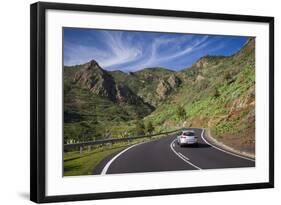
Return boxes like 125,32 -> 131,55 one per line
189,111 -> 255,157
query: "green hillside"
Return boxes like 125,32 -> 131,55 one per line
63,62 -> 154,144
144,38 -> 255,153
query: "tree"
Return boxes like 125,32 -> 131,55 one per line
146,121 -> 155,134
135,120 -> 145,136
176,105 -> 186,121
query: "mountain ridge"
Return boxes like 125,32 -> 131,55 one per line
73,59 -> 153,108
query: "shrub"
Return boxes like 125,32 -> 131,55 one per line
146,121 -> 155,134
135,120 -> 145,136
176,105 -> 187,121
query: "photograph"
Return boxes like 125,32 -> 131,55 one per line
29,2 -> 274,202
63,28 -> 256,176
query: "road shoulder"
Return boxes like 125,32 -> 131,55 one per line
203,128 -> 255,160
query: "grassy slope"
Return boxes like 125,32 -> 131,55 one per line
64,144 -> 126,176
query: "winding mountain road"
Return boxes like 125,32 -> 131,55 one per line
93,128 -> 255,175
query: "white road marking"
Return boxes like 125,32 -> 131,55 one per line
170,139 -> 201,170
178,152 -> 189,160
101,142 -> 146,175
200,129 -> 255,162
173,143 -> 175,148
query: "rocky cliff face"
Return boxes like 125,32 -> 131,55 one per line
156,80 -> 172,100
168,75 -> 181,88
115,84 -> 144,105
109,67 -> 178,106
156,75 -> 181,100
72,60 -> 153,111
74,60 -> 117,101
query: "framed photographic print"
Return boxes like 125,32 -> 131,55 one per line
30,1 -> 274,203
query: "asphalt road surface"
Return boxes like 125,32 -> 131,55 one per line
93,128 -> 255,175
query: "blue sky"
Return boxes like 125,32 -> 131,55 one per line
64,28 -> 248,72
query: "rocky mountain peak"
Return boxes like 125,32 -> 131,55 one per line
73,60 -> 154,110
195,58 -> 209,68
84,59 -> 100,67
74,60 -> 117,101
83,59 -> 105,73
89,59 -> 99,65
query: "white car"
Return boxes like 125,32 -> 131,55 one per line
177,130 -> 198,147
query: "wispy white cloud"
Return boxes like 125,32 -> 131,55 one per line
97,31 -> 143,68
142,35 -> 209,68
64,30 -> 248,71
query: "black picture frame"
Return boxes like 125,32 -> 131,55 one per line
30,1 -> 274,203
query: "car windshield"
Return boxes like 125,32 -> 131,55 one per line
182,132 -> 194,136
